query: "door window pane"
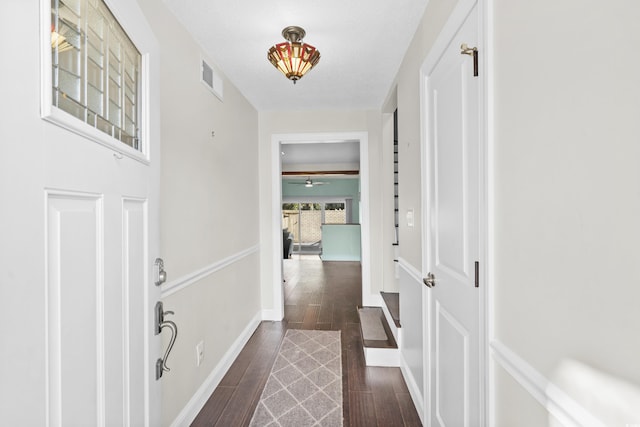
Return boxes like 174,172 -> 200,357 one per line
51,0 -> 141,150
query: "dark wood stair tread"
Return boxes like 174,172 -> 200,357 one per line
357,306 -> 397,349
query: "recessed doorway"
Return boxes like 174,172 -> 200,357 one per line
269,131 -> 373,321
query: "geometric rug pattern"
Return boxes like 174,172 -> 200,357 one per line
249,329 -> 343,426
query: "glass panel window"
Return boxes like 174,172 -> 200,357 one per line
324,203 -> 346,224
51,0 -> 142,150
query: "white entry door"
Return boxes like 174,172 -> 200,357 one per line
424,5 -> 482,426
39,0 -> 162,424
45,138 -> 161,427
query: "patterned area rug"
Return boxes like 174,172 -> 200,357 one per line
249,329 -> 343,426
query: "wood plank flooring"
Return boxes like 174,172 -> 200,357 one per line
191,257 -> 422,426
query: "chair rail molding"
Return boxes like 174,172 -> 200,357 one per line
397,257 -> 422,283
490,340 -> 606,427
160,244 -> 259,298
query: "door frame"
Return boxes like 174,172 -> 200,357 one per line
269,132 -> 371,319
419,0 -> 492,425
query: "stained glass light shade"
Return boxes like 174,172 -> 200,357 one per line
268,26 -> 320,84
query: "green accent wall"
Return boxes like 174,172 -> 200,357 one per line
321,224 -> 361,261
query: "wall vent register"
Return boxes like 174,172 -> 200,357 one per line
201,57 -> 224,101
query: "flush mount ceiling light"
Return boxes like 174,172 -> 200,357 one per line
268,26 -> 320,84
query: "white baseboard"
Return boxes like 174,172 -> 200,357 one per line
363,346 -> 400,367
261,308 -> 283,321
490,340 -> 606,427
169,311 -> 262,427
400,352 -> 425,425
363,292 -> 383,307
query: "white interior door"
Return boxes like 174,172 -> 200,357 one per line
425,6 -> 482,426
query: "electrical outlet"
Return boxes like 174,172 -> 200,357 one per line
196,341 -> 204,367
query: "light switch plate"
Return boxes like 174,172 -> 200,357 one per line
406,209 -> 414,227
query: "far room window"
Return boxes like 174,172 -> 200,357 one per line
324,202 -> 346,224
50,0 -> 142,150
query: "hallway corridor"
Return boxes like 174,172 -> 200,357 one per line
191,257 -> 421,426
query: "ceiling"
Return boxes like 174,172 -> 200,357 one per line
162,0 -> 429,111
281,141 -> 360,173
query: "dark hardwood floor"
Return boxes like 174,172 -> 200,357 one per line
191,256 -> 422,426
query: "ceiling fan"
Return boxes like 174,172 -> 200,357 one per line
287,177 -> 330,188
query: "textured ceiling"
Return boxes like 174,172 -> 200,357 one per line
162,0 -> 429,111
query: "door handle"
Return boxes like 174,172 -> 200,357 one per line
154,301 -> 178,380
423,272 -> 436,288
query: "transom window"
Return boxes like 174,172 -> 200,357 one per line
51,0 -> 141,150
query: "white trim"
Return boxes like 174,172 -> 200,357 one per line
160,244 -> 260,298
270,132 -> 371,318
398,257 -> 422,284
363,347 -> 400,367
398,257 -> 428,426
261,309 -> 280,322
44,190 -> 105,427
169,312 -> 262,427
40,0 -> 154,165
490,340 -> 607,427
483,0 -> 496,425
400,352 -> 425,425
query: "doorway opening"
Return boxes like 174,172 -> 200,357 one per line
269,132 -> 373,321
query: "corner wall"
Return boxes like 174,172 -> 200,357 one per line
136,1 -> 261,425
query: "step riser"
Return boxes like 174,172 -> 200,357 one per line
381,303 -> 401,347
363,347 -> 400,367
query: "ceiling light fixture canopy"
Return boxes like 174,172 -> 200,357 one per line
268,26 -> 320,84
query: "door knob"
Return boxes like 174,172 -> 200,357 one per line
155,258 -> 167,286
423,272 -> 436,288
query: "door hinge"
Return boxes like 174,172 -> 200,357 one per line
461,44 -> 479,77
475,261 -> 479,288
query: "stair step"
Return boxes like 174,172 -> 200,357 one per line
357,306 -> 397,349
380,292 -> 401,328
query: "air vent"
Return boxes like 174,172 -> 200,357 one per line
200,57 -> 223,101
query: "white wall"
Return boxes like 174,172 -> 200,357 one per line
394,0 -> 458,269
492,0 -> 640,424
135,1 -> 261,425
